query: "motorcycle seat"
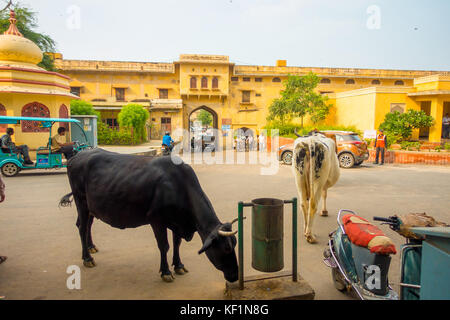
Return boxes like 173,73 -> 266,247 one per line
343,214 -> 397,255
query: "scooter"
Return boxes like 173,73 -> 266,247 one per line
161,144 -> 172,156
323,209 -> 399,300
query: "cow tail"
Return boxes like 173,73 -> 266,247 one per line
309,141 -> 315,205
59,193 -> 74,208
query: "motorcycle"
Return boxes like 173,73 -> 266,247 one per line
323,209 -> 448,300
323,209 -> 398,300
161,144 -> 172,156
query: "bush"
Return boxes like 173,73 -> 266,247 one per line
118,104 -> 149,144
70,100 -> 101,118
385,132 -> 403,149
263,121 -> 361,138
400,141 -> 420,151
98,121 -> 141,145
379,110 -> 434,140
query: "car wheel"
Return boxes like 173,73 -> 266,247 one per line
339,153 -> 355,168
282,151 -> 293,165
1,162 -> 20,177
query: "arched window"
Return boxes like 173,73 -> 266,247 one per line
272,77 -> 281,83
372,79 -> 381,85
0,104 -> 6,132
212,77 -> 219,89
320,78 -> 331,84
391,103 -> 406,114
345,79 -> 355,85
21,102 -> 50,133
201,77 -> 208,89
59,104 -> 70,132
190,77 -> 197,89
395,80 -> 404,86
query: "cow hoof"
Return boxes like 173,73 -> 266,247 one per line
161,273 -> 175,283
83,259 -> 96,268
88,246 -> 99,254
321,211 -> 329,217
175,267 -> 189,275
306,235 -> 318,244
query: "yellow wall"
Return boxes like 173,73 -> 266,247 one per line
0,93 -> 72,149
334,91 -> 377,131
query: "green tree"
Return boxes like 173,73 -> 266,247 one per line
118,104 -> 149,144
379,109 -> 434,140
267,73 -> 331,127
70,100 -> 101,118
0,5 -> 57,71
197,110 -> 213,127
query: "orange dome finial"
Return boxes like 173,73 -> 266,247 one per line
3,10 -> 23,37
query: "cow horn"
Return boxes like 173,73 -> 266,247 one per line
294,128 -> 301,138
218,230 -> 238,237
218,217 -> 245,237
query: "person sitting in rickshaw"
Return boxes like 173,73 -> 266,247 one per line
0,128 -> 34,165
51,127 -> 75,160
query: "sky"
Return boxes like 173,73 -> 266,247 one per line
18,0 -> 450,70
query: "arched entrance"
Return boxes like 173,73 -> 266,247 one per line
188,106 -> 218,152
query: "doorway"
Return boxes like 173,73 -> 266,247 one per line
188,106 -> 218,152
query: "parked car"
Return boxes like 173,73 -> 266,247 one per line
278,131 -> 369,168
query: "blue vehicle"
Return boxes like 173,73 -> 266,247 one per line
0,116 -> 92,177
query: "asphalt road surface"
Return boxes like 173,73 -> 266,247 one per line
0,157 -> 449,300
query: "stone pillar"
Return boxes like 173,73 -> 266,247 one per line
429,97 -> 444,143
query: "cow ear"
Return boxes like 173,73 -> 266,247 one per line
198,236 -> 214,255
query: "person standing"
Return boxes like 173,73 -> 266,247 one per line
374,129 -> 388,165
442,113 -> 450,139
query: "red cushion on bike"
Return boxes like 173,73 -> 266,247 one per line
342,215 -> 396,255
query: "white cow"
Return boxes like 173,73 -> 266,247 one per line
292,133 -> 340,244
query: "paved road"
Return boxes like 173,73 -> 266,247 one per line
0,156 -> 449,300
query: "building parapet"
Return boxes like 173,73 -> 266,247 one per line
414,74 -> 450,85
55,59 -> 175,73
233,65 -> 450,79
177,54 -> 231,65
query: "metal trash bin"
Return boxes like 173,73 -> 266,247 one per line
251,198 -> 284,273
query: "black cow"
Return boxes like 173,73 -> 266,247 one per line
59,149 -> 238,283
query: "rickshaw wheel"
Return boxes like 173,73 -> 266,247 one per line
1,163 -> 20,177
331,267 -> 347,292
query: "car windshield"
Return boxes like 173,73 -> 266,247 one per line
337,134 -> 362,142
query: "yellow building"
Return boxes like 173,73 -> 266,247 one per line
53,53 -> 450,143
0,11 -> 77,150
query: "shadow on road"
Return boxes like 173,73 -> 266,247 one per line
13,171 -> 67,178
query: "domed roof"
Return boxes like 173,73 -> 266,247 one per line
0,11 -> 43,65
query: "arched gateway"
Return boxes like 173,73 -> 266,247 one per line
187,105 -> 219,151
